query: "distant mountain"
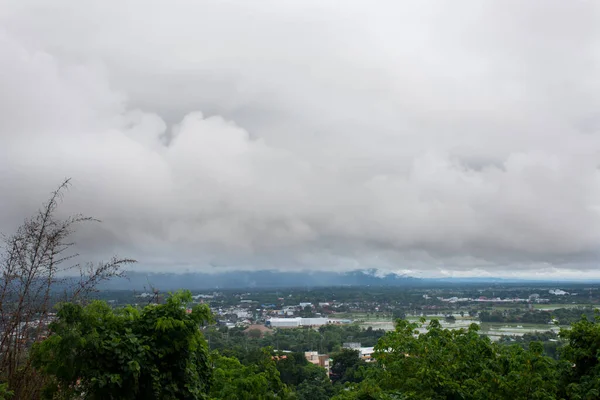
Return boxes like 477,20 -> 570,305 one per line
95,269 -> 596,290
63,270 -> 597,291
99,268 -> 423,290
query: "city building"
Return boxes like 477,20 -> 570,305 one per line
305,351 -> 331,375
266,317 -> 329,328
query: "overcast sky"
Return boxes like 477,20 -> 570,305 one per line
2,1 -> 600,278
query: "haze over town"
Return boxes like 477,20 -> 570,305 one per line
2,1 -> 600,279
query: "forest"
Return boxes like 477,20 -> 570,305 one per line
478,307 -> 596,325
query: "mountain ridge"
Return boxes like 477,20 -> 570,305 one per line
95,269 -> 584,290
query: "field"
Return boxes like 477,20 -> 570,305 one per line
359,318 -> 562,340
485,303 -> 593,311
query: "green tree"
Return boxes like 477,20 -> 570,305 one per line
274,352 -> 333,399
0,383 -> 13,400
330,349 -> 366,384
32,290 -> 212,399
359,319 -> 559,399
247,329 -> 262,339
392,309 -> 406,320
209,351 -> 290,399
559,314 -> 600,399
0,179 -> 134,398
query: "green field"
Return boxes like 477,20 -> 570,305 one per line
478,303 -> 595,311
331,312 -> 394,322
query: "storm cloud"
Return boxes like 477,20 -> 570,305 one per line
2,0 -> 600,278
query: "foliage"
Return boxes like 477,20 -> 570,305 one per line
330,349 -> 367,384
350,318 -> 560,399
444,315 -> 456,322
0,383 -> 13,400
203,323 -> 386,358
479,307 -> 596,325
209,351 -> 291,399
0,179 -> 134,398
558,314 -> 600,399
391,310 -> 406,320
32,290 -> 211,399
274,352 -> 334,399
498,331 -> 563,359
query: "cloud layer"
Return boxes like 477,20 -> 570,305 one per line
2,0 -> 600,277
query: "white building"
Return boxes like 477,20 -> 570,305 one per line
359,347 -> 375,361
268,317 -> 302,328
233,309 -> 251,319
301,317 -> 328,326
549,289 -> 569,296
267,317 -> 329,328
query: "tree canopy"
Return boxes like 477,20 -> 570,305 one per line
32,291 -> 212,400
22,296 -> 600,400
332,316 -> 600,400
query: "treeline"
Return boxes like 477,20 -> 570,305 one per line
19,291 -> 368,399
479,307 -> 596,324
334,317 -> 600,399
205,324 -> 386,356
498,331 -> 562,359
10,293 -> 600,399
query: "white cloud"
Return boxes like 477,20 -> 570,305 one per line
2,0 -> 600,277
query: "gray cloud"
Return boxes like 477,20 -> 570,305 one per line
2,0 -> 600,277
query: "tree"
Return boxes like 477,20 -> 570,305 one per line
392,309 -> 406,320
0,179 -> 134,398
32,290 -> 212,399
558,314 -> 600,399
330,349 -> 366,384
358,319 -> 559,399
0,383 -> 13,400
209,351 -> 291,400
247,328 -> 262,339
274,352 -> 333,399
444,314 -> 456,323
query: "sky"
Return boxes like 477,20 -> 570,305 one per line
1,1 -> 600,279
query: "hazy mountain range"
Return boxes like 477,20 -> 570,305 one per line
95,269 -> 573,291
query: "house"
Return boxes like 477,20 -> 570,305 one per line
358,347 -> 375,361
305,351 -> 331,375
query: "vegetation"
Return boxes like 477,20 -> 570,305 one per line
32,291 -> 211,399
274,352 -> 333,399
498,331 -> 562,359
0,180 -> 135,398
330,349 -> 368,385
335,319 -> 560,399
23,299 -> 600,399
204,324 -> 386,357
335,315 -> 600,400
479,307 -> 596,325
4,181 -> 600,399
210,351 -> 290,399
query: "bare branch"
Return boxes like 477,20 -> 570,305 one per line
0,179 -> 136,397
